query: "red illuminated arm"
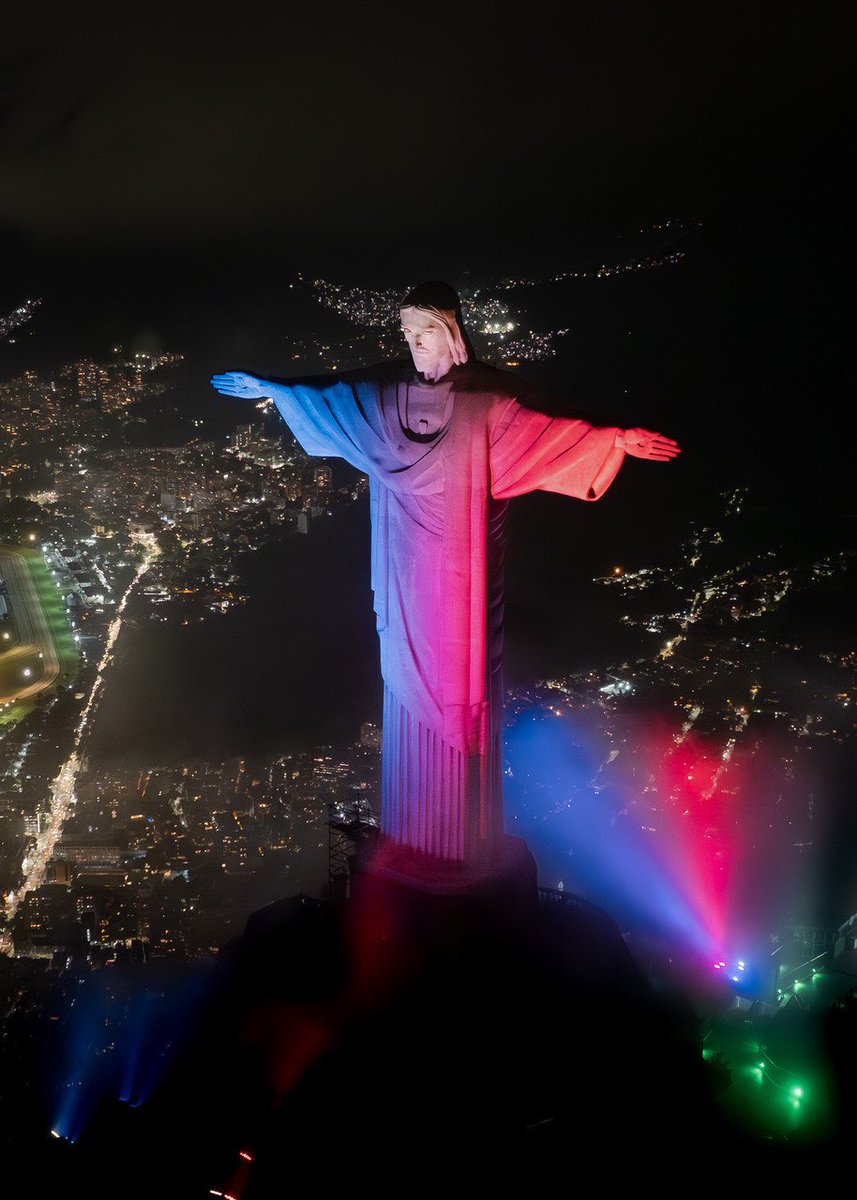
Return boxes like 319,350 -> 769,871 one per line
490,400 -> 622,501
490,400 -> 681,502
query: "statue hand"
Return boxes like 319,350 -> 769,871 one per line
210,371 -> 268,400
618,427 -> 681,461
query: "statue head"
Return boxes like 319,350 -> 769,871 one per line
399,281 -> 471,381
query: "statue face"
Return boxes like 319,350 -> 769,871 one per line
400,306 -> 455,380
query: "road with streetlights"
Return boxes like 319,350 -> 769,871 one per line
3,530 -> 159,931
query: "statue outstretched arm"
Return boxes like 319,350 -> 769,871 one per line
489,400 -> 680,502
490,400 -> 622,501
210,369 -> 380,472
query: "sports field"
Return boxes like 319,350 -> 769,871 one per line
0,547 -> 80,720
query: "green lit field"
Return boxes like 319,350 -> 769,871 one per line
23,548 -> 79,675
0,546 -> 80,721
0,698 -> 36,727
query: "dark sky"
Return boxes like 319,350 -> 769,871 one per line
1,3 -> 848,264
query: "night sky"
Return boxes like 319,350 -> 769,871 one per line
1,5 -> 849,278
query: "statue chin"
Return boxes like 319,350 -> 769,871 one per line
412,352 -> 453,382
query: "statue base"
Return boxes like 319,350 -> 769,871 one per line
345,835 -> 540,971
354,832 -> 538,902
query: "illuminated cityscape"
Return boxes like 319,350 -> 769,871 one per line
0,298 -> 41,346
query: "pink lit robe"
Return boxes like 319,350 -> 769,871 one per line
269,360 -> 625,870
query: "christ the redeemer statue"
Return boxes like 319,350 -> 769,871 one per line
211,281 -> 680,882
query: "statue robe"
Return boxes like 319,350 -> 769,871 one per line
268,360 -> 625,869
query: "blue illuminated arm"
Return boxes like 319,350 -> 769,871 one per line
210,369 -> 382,473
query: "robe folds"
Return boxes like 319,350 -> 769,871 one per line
268,359 -> 625,869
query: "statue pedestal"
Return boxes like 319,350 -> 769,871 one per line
354,831 -> 537,903
346,834 -> 539,977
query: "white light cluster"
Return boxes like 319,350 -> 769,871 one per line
0,297 -> 42,344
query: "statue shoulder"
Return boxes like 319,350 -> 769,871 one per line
458,361 -> 548,412
280,360 -> 408,390
345,359 -> 411,385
